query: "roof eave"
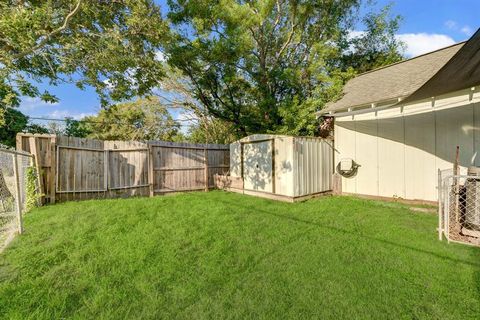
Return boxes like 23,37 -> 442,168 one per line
316,97 -> 405,117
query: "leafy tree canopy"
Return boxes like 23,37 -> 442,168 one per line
188,117 -> 239,144
339,4 -> 404,73
165,0 -> 404,136
77,97 -> 182,141
0,0 -> 167,122
0,107 -> 49,147
1,0 -> 404,141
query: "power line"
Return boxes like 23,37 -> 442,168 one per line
28,116 -> 196,127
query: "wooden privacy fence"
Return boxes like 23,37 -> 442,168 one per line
16,134 -> 229,203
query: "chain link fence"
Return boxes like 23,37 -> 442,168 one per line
0,148 -> 36,252
439,168 -> 480,246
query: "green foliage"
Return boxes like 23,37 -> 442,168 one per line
339,4 -> 404,73
25,124 -> 50,135
0,107 -> 50,147
0,192 -> 479,318
65,118 -> 91,138
0,0 -> 167,114
24,166 -> 41,213
80,97 -> 182,141
0,107 -> 28,147
166,0 -> 404,136
188,117 -> 239,144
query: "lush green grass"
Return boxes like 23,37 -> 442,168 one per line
0,191 -> 479,319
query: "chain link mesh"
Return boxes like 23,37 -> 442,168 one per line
439,169 -> 480,246
0,148 -> 34,252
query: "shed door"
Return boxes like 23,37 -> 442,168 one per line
243,140 -> 273,193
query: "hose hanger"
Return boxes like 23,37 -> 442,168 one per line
336,158 -> 360,178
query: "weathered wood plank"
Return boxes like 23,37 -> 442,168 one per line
17,134 -> 229,202
50,136 -> 56,204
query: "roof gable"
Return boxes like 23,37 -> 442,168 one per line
323,41 -> 466,113
402,28 -> 480,104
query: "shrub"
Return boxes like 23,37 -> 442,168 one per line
25,166 -> 41,212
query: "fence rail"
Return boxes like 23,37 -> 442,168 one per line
16,134 -> 230,203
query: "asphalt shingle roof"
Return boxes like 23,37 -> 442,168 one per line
323,43 -> 465,113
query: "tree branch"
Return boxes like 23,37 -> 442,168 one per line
12,0 -> 82,60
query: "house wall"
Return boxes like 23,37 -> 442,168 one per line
334,87 -> 480,202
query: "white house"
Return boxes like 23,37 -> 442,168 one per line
318,28 -> 480,203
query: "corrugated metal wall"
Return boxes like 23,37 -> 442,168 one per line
230,135 -> 334,198
293,137 -> 334,197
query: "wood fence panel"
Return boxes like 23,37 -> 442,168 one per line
108,149 -> 148,190
57,147 -> 105,193
17,134 -> 229,202
16,134 -> 56,204
149,142 -> 229,194
207,149 -> 230,187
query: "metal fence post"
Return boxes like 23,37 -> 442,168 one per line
438,169 -> 442,240
12,154 -> 23,234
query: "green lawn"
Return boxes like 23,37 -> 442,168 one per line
0,191 -> 479,319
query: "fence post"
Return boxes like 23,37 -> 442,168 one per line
148,144 -> 154,197
29,137 -> 44,205
104,150 -> 109,192
12,154 -> 23,234
438,169 -> 442,240
204,148 -> 209,192
50,136 -> 56,204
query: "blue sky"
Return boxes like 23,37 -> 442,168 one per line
20,0 -> 480,126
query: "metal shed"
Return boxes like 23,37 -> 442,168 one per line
227,134 -> 334,202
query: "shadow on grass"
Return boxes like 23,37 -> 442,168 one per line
473,249 -> 480,300
218,198 -> 480,268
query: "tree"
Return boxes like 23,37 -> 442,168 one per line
80,97 -> 182,141
0,107 -> 28,147
0,107 -> 49,147
166,0 -> 403,136
187,118 -> 238,144
65,118 -> 91,138
0,0 -> 167,123
25,123 -> 50,135
339,4 -> 404,73
155,66 -> 238,144
46,122 -> 65,136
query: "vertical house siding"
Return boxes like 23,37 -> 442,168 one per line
334,89 -> 480,202
404,111 -> 436,201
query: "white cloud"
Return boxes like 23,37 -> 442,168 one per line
460,25 -> 473,36
445,20 -> 457,30
348,30 -> 365,39
443,20 -> 473,37
155,50 -> 166,62
174,110 -> 199,134
396,33 -> 456,57
19,97 -> 59,111
348,30 -> 457,58
48,110 -> 95,120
